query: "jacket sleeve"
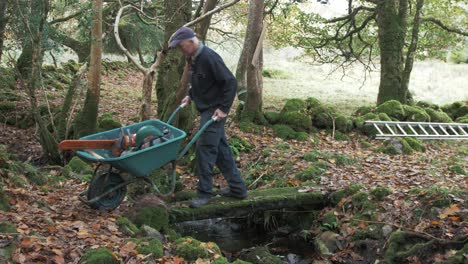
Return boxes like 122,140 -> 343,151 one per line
209,55 -> 237,113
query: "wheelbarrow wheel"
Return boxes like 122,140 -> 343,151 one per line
87,172 -> 127,210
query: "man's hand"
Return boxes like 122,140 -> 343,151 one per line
181,96 -> 191,106
212,109 -> 227,121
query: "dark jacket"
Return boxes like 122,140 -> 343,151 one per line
188,46 -> 237,114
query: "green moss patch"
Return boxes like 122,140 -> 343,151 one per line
264,111 -> 281,124
63,156 -> 93,179
133,207 -> 169,231
173,237 -> 221,261
281,98 -> 306,113
135,239 -> 163,257
403,105 -> 430,122
376,100 -> 405,120
98,113 -> 122,131
425,108 -> 453,123
240,246 -> 282,264
279,111 -> 312,131
79,248 -> 118,264
0,222 -> 17,233
369,187 -> 392,201
272,124 -> 296,140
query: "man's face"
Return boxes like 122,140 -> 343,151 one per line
178,39 -> 197,57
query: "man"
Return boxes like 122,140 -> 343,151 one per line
168,26 -> 248,208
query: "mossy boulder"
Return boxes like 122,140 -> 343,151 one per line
354,105 -> 375,116
279,111 -> 312,131
455,114 -> 468,123
173,237 -> 221,262
98,113 -> 122,131
378,113 -> 392,121
116,217 -> 139,236
264,111 -> 281,124
335,114 -> 354,132
355,113 -> 380,136
441,101 -> 464,119
63,156 -> 93,179
404,137 -> 425,152
376,100 -> 405,120
425,108 -> 453,123
281,98 -> 306,113
380,138 -> 413,155
305,97 -> 321,109
133,207 -> 169,231
135,239 -> 163,258
416,101 -> 440,110
79,248 -> 118,264
311,105 -> 336,129
240,246 -> 282,264
330,184 -> 363,205
272,124 -> 296,140
0,222 -> 16,233
455,105 -> 468,119
403,105 -> 430,122
369,187 -> 392,201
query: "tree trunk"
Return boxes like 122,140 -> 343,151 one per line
401,0 -> 424,105
156,0 -> 193,131
74,0 -> 102,138
240,0 -> 265,123
376,0 -> 408,105
0,0 -> 8,62
195,0 -> 217,41
21,0 -> 61,163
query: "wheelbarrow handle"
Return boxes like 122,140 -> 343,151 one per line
166,102 -> 188,125
176,117 -> 218,160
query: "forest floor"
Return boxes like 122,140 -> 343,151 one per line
0,64 -> 467,263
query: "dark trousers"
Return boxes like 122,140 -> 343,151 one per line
195,110 -> 247,198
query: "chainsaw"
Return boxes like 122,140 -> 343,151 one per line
59,126 -> 172,157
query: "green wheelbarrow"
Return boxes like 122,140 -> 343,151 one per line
74,104 -> 217,210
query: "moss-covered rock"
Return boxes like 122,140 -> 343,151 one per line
116,217 -> 139,236
305,97 -> 321,109
441,101 -> 464,120
354,105 -> 375,116
63,156 -> 93,179
135,239 -> 163,257
355,113 -> 380,136
330,184 -> 363,205
133,207 -> 169,231
455,114 -> 468,123
98,113 -> 122,131
352,225 -> 383,241
335,114 -> 354,132
79,248 -> 118,264
376,100 -> 405,120
425,108 -> 453,123
281,98 -> 307,113
279,111 -> 312,131
0,222 -> 16,233
455,105 -> 468,119
264,111 -> 281,124
272,124 -> 296,140
240,246 -> 282,264
377,113 -> 392,122
416,101 -> 440,110
164,228 -> 182,242
404,137 -> 426,152
380,138 -> 413,155
173,237 -> 221,262
403,105 -> 430,122
369,187 -> 392,201
311,105 -> 337,129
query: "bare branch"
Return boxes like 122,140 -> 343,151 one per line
50,10 -> 84,25
326,6 -> 375,24
265,0 -> 279,15
422,17 -> 468,37
114,5 -> 147,72
193,0 -> 205,20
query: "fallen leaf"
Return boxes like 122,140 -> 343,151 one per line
439,204 -> 460,219
53,254 -> 65,264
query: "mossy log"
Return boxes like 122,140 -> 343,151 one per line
169,187 -> 325,223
